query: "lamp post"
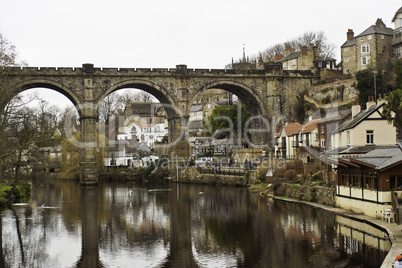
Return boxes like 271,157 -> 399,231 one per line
373,70 -> 378,103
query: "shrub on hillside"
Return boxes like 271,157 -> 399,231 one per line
284,169 -> 297,181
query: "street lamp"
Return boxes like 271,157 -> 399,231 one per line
373,70 -> 378,103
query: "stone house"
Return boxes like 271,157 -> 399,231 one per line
123,102 -> 166,125
276,46 -> 318,71
392,6 -> 402,59
341,19 -> 394,75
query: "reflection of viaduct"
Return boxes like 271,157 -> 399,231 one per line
2,63 -> 319,184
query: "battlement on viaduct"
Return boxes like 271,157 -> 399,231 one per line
3,63 -> 318,78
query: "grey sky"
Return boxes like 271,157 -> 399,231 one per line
1,0 -> 400,69
0,0 -> 400,107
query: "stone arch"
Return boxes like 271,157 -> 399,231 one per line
189,80 -> 266,117
96,79 -> 178,120
190,80 -> 271,148
13,78 -> 82,114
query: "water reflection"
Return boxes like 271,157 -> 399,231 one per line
0,181 -> 391,267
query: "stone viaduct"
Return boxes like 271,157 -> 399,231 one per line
0,63 -> 319,185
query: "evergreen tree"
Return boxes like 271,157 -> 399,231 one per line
383,89 -> 402,141
355,69 -> 384,108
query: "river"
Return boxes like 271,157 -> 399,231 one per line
0,180 -> 391,267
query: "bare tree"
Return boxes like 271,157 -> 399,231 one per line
98,93 -> 122,125
239,31 -> 336,66
131,91 -> 156,103
0,33 -> 27,67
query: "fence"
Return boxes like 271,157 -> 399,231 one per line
196,166 -> 247,176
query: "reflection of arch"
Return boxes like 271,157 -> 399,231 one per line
96,79 -> 177,119
190,81 -> 265,116
15,78 -> 81,114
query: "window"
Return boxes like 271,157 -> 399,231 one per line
283,63 -> 287,69
344,47 -> 348,52
344,56 -> 349,62
367,35 -> 372,40
347,131 -> 350,146
396,47 -> 402,59
346,68 -> 350,74
208,104 -> 211,108
321,140 -> 326,148
380,34 -> 385,39
366,130 -> 374,145
292,59 -> 296,66
361,44 -> 370,53
359,36 -> 364,41
362,56 -> 370,65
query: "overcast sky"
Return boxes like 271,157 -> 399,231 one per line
0,0 -> 400,107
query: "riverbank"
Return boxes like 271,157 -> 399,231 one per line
261,193 -> 402,268
0,181 -> 31,207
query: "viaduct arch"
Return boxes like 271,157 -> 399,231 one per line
0,63 -> 319,184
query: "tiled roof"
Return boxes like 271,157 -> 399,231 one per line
341,37 -> 356,48
189,120 -> 203,130
319,109 -> 351,124
133,122 -> 155,128
322,145 -> 385,157
332,103 -> 385,134
352,147 -> 402,171
276,52 -> 301,62
356,24 -> 394,37
283,122 -> 302,136
190,105 -> 203,112
300,119 -> 321,134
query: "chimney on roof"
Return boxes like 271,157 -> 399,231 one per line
258,57 -> 264,68
378,94 -> 386,105
284,47 -> 294,57
347,29 -> 354,41
274,54 -> 283,61
301,46 -> 308,56
376,18 -> 386,29
366,96 -> 376,110
352,100 -> 361,118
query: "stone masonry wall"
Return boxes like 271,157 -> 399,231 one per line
276,183 -> 336,206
